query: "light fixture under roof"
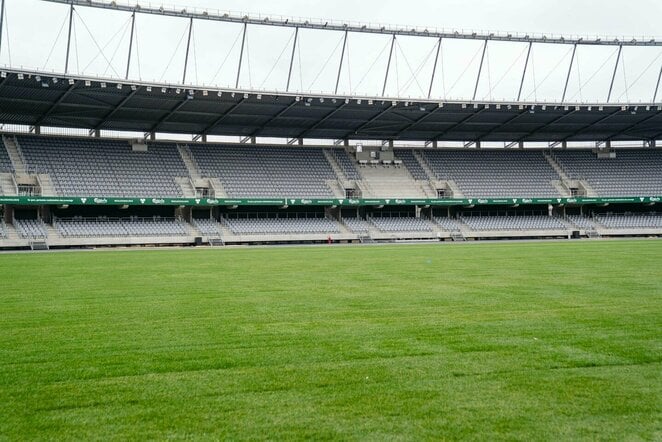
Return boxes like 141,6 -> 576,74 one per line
85,80 -> 91,86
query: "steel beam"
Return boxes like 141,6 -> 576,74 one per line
235,22 -> 247,89
517,42 -> 532,101
606,45 -> 622,102
296,102 -> 349,139
334,30 -> 348,94
562,108 -> 621,141
182,17 -> 193,84
64,4 -> 74,74
561,44 -> 577,103
0,0 -> 5,58
427,37 -> 442,99
472,40 -> 488,100
34,82 -> 78,126
200,97 -> 246,135
43,1 -> 662,47
250,98 -> 299,137
125,11 -> 136,79
342,103 -> 394,139
654,64 -> 662,102
605,109 -> 662,141
286,27 -> 298,92
382,34 -> 396,97
93,86 -> 141,130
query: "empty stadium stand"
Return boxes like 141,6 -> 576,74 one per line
190,144 -> 337,198
594,212 -> 662,228
552,150 -> 662,196
14,218 -> 48,239
17,136 -> 188,197
369,215 -> 434,232
54,217 -> 189,238
421,150 -> 560,198
222,214 -> 340,235
459,215 -> 567,231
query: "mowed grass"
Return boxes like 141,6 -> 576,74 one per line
0,240 -> 661,440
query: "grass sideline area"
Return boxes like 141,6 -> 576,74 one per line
0,240 -> 660,439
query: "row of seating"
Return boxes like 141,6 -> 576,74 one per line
14,218 -> 48,238
595,212 -> 662,228
54,217 -> 189,237
222,216 -> 341,235
2,136 -> 662,199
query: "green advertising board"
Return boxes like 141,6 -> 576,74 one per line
0,195 -> 660,207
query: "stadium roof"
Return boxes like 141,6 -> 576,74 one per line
1,68 -> 661,143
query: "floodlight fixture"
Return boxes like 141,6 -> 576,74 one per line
0,71 -> 6,78
243,93 -> 249,99
131,84 -> 137,91
100,82 -> 107,88
146,86 -> 152,92
161,87 -> 167,93
85,80 -> 91,86
17,73 -> 24,80
116,83 -> 123,90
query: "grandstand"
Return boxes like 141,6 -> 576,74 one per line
0,0 -> 660,249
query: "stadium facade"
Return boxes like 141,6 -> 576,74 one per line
0,0 -> 661,249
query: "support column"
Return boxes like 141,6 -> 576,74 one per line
561,43 -> 577,103
125,11 -> 136,80
517,42 -> 532,101
428,37 -> 442,99
235,22 -> 247,89
334,30 -> 348,94
0,0 -> 5,58
653,64 -> 662,102
182,17 -> 193,84
382,34 -> 396,97
606,45 -> 623,103
64,4 -> 74,74
472,40 -> 488,100
286,27 -> 299,92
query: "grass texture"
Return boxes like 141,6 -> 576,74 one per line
0,240 -> 660,440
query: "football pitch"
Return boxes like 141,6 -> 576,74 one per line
1,240 -> 660,440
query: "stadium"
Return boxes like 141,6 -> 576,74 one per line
0,0 -> 660,439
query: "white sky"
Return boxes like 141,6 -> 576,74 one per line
1,0 -> 661,103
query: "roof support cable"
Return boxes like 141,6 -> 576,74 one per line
307,31 -> 344,92
446,42 -> 482,98
524,45 -> 573,101
354,36 -> 392,93
75,9 -> 126,77
209,24 -> 243,86
567,46 -> 619,102
41,8 -> 69,70
259,28 -> 295,89
615,50 -> 662,102
158,20 -> 189,82
397,37 -> 433,97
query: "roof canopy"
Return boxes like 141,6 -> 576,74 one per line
1,69 -> 661,142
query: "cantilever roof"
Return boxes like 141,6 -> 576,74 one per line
0,69 -> 661,143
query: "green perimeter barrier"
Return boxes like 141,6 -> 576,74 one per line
1,196 -> 660,206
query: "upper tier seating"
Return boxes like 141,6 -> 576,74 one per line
0,142 -> 13,172
422,150 -> 560,198
460,215 -> 567,231
14,218 -> 48,238
190,145 -> 336,198
595,212 -> 662,228
369,216 -> 433,232
223,215 -> 340,235
54,217 -> 189,237
18,136 -> 188,197
330,148 -> 361,180
553,150 -> 662,196
395,150 -> 428,180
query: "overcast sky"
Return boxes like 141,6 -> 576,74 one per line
1,0 -> 661,103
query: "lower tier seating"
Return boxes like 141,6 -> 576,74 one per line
460,215 -> 567,231
222,215 -> 340,235
14,219 -> 48,238
595,213 -> 662,229
54,217 -> 189,237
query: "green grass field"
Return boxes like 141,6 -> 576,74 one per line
1,240 -> 661,440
